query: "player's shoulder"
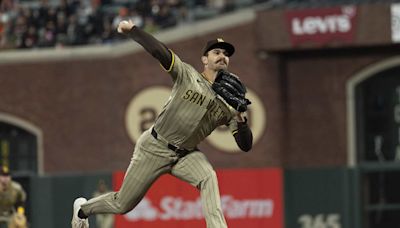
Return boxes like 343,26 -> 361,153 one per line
172,51 -> 198,73
10,181 -> 23,191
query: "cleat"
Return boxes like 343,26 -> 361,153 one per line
71,197 -> 89,228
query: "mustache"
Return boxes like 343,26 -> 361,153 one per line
216,58 -> 226,64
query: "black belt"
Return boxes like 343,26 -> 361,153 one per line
151,128 -> 194,157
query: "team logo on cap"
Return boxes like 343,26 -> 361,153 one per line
217,38 -> 224,42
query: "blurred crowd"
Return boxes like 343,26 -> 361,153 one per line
0,0 -> 262,50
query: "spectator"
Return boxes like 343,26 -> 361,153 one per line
57,0 -> 79,19
0,15 -> 7,47
167,0 -> 189,24
12,14 -> 28,48
0,0 -> 263,49
21,25 -> 38,48
86,0 -> 105,44
128,9 -> 143,28
135,0 -> 153,18
38,20 -> 57,47
112,7 -> 129,30
142,16 -> 159,34
0,0 -> 15,13
154,4 -> 177,29
37,0 -> 50,28
55,12 -> 68,46
101,16 -> 114,43
0,14 -> 13,49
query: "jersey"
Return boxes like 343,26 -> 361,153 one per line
0,181 -> 26,219
153,51 -> 238,149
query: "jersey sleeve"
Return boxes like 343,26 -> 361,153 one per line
161,50 -> 193,85
226,106 -> 240,134
227,117 -> 239,135
12,182 -> 27,206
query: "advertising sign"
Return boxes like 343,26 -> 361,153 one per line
113,168 -> 283,228
285,6 -> 358,46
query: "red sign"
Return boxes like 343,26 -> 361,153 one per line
113,168 -> 283,228
285,6 -> 358,46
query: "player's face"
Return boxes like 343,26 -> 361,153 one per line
204,48 -> 230,71
0,175 -> 10,190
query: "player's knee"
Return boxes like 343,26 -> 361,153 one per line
114,201 -> 133,214
120,204 -> 134,214
112,192 -> 134,214
196,170 -> 218,189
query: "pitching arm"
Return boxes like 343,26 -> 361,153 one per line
118,20 -> 172,70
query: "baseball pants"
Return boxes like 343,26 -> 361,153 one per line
80,128 -> 227,228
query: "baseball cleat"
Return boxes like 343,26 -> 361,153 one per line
71,197 -> 89,228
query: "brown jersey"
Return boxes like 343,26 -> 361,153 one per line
0,181 -> 26,218
153,52 -> 238,149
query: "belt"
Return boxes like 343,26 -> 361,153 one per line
151,128 -> 194,157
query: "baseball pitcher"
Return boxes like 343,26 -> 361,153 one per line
71,19 -> 253,228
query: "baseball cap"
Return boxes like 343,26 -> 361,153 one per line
203,38 -> 235,57
0,166 -> 10,176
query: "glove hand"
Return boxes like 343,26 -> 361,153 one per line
212,70 -> 251,112
117,20 -> 135,34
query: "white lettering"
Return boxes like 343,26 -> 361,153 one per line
124,198 -> 158,221
291,14 -> 352,35
298,213 -> 342,228
222,195 -> 274,218
124,195 -> 275,221
303,17 -> 319,34
160,197 -> 203,220
337,16 -> 350,32
293,18 -> 304,35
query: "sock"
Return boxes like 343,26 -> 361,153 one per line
78,209 -> 88,219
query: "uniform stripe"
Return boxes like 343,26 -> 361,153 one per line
155,53 -> 235,149
80,51 -> 230,228
171,152 -> 227,228
160,49 -> 175,72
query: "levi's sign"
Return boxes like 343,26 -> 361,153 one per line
285,6 -> 358,46
113,168 -> 283,228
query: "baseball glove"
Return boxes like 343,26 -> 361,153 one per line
212,70 -> 251,112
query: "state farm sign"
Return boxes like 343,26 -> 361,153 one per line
285,6 -> 358,46
124,195 -> 274,221
113,168 -> 283,228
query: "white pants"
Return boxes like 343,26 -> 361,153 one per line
81,129 -> 227,228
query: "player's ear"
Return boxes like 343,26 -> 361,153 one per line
201,56 -> 208,65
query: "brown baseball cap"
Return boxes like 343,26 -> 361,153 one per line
203,38 -> 235,57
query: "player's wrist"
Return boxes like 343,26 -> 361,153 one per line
235,113 -> 247,123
